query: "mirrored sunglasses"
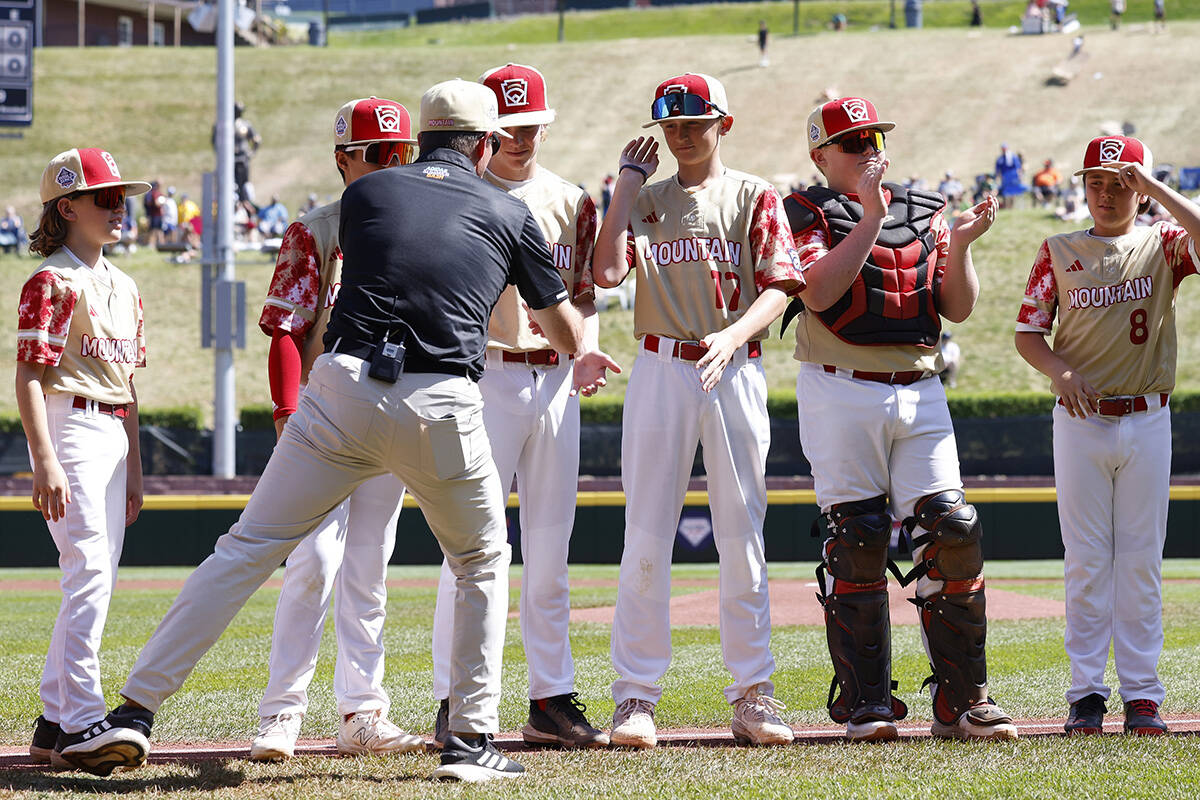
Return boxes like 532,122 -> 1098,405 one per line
650,93 -> 726,122
825,129 -> 886,155
345,141 -> 417,167
75,186 -> 127,211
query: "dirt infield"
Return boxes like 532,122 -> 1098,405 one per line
4,718 -> 1200,771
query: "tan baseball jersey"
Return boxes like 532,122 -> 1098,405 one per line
16,247 -> 145,405
484,168 -> 596,352
1017,222 -> 1199,396
623,170 -> 804,341
258,200 -> 342,382
791,208 -> 951,374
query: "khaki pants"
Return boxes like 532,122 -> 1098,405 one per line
121,353 -> 510,733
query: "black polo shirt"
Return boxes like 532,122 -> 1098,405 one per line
324,148 -> 568,381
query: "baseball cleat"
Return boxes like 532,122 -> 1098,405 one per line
58,705 -> 154,777
931,700 -> 1018,741
846,718 -> 899,742
250,712 -> 303,761
1065,693 -> 1107,735
1123,699 -> 1168,735
432,698 -> 449,750
336,709 -> 424,755
29,715 -> 61,764
522,693 -> 609,749
432,734 -> 524,782
731,688 -> 794,746
610,698 -> 657,749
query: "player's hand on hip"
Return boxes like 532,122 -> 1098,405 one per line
696,331 -> 738,392
619,137 -> 659,184
858,157 -> 890,220
31,458 -> 71,522
572,349 -> 622,397
1053,369 -> 1099,418
950,195 -> 998,245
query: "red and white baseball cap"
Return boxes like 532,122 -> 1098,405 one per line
642,73 -> 729,129
333,97 -> 417,146
806,97 -> 895,149
479,63 -> 556,127
1073,135 -> 1153,177
39,148 -> 151,204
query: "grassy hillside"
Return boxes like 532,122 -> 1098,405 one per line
2,20 -> 1200,421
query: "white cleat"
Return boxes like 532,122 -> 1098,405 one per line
731,689 -> 794,746
337,709 -> 424,756
610,698 -> 657,749
250,713 -> 303,761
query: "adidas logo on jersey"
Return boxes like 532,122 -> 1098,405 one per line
1066,259 -> 1085,272
642,211 -> 660,225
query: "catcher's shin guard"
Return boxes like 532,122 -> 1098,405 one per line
902,490 -> 991,725
816,495 -> 908,726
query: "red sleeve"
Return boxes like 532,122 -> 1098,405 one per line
1016,240 -> 1057,332
258,221 -> 322,337
16,270 -> 77,365
624,223 -> 637,271
268,328 -> 302,420
572,194 -> 597,302
1158,222 -> 1199,288
749,188 -> 806,295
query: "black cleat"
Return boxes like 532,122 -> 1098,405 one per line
59,704 -> 154,777
522,693 -> 610,749
30,715 -> 62,764
432,698 -> 449,750
432,734 -> 525,782
1065,693 -> 1107,735
1123,699 -> 1168,736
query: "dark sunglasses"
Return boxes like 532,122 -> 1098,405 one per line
650,92 -> 726,122
823,129 -> 886,155
73,186 -> 127,211
345,141 -> 417,167
487,132 -> 501,156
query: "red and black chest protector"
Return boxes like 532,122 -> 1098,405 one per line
781,183 -> 944,347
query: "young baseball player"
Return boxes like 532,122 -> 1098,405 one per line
1014,136 -> 1200,736
429,64 -> 618,749
250,97 -> 420,760
17,149 -> 150,769
783,97 -> 1015,742
593,73 -> 805,748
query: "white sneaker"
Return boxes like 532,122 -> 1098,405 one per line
610,698 -> 656,749
931,701 -> 1019,741
250,713 -> 303,761
731,689 -> 794,746
336,710 -> 424,755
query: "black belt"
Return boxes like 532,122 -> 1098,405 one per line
329,339 -> 473,378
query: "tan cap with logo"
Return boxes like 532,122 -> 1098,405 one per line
39,148 -> 152,204
419,79 -> 513,138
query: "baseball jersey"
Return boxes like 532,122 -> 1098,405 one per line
792,203 -> 951,373
1016,222 -> 1198,396
484,168 -> 596,352
16,247 -> 145,405
258,200 -> 342,382
623,170 -> 803,342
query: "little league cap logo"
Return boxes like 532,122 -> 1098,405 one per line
1099,138 -> 1126,163
56,166 -> 77,189
809,122 -> 820,142
500,78 -> 528,107
665,84 -> 688,96
375,105 -> 403,133
335,115 -> 348,138
843,98 -> 871,123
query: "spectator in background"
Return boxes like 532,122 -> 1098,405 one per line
757,20 -> 769,67
601,174 -> 614,216
1110,0 -> 1124,28
299,193 -> 318,216
177,194 -> 201,251
1033,159 -> 1062,207
904,173 -> 927,191
1055,176 -> 1087,222
970,0 -> 983,25
938,171 -> 964,207
939,332 -> 962,389
0,206 -> 26,254
144,181 -> 163,245
258,195 -> 289,238
1154,0 -> 1166,30
973,173 -> 997,205
160,188 -> 179,242
831,12 -> 847,30
995,144 -> 1027,210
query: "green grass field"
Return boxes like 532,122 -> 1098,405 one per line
3,561 -> 1200,797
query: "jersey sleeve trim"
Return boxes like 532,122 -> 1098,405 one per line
16,269 -> 77,366
258,221 -> 322,337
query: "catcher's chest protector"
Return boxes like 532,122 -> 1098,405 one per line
784,183 -> 944,347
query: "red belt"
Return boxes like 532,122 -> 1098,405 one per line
643,334 -> 762,362
823,365 -> 927,385
500,349 -> 567,366
72,395 -> 129,419
1058,393 -> 1169,416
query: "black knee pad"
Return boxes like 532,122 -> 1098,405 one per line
904,490 -> 983,583
820,494 -> 892,584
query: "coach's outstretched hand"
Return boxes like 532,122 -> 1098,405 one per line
572,349 -> 622,397
951,195 -> 999,246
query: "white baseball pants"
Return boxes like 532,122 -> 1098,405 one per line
1053,401 -> 1170,705
257,471 -> 404,720
38,393 -> 129,733
611,341 -> 776,706
432,354 -> 579,701
121,354 -> 511,733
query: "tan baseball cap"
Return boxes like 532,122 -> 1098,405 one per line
419,79 -> 513,138
39,148 -> 151,204
642,73 -> 730,129
479,63 -> 557,128
333,97 -> 417,146
1073,135 -> 1153,177
806,97 -> 895,149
